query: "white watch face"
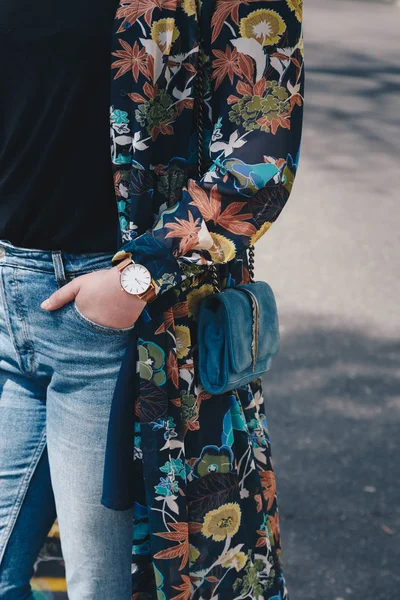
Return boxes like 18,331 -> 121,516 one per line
121,263 -> 151,295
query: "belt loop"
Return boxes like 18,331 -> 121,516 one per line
52,251 -> 67,288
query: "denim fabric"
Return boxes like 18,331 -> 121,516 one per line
0,239 -> 135,600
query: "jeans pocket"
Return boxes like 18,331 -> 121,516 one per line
70,300 -> 136,335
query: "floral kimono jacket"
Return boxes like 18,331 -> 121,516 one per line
102,0 -> 304,599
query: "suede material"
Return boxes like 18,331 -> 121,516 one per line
197,281 -> 280,394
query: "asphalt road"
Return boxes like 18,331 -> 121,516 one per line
257,1 -> 400,599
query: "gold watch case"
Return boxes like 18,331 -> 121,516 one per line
116,257 -> 157,303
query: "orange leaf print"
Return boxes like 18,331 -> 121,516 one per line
211,0 -> 260,43
157,303 -> 189,334
197,389 -> 212,402
143,82 -> 157,100
156,307 -> 173,334
254,493 -> 263,512
173,302 -> 189,319
159,123 -> 174,136
238,53 -> 254,84
174,98 -> 194,117
164,211 -> 202,254
180,362 -> 194,372
188,181 -> 256,237
290,93 -> 303,109
116,0 -> 178,32
166,351 -> 179,389
271,114 -> 291,135
187,180 -> 218,222
187,419 -> 200,432
129,93 -> 146,103
269,513 -> 281,542
171,574 -> 192,600
113,170 -> 122,197
260,469 -> 276,511
227,94 -> 240,105
237,81 -> 253,97
183,62 -> 197,74
208,184 -> 224,222
155,524 -> 187,542
253,78 -> 266,97
112,39 -> 151,82
256,528 -> 268,547
154,523 -> 189,571
291,57 -> 302,69
211,46 -> 241,89
218,202 -> 256,236
188,521 -> 203,534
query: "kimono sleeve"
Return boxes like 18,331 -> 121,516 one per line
111,1 -> 304,297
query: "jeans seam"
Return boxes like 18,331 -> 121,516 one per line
52,251 -> 67,288
0,268 -> 27,375
13,269 -> 37,375
0,429 -> 48,566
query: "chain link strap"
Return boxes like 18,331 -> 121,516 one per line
248,243 -> 255,283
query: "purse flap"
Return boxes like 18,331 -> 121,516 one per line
212,281 -> 280,373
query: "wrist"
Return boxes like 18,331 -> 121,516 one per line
109,267 -> 147,312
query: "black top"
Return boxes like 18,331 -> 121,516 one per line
0,1 -> 120,253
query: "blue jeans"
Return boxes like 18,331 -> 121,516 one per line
0,240 -> 135,600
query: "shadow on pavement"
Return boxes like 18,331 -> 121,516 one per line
264,314 -> 400,599
303,42 -> 400,175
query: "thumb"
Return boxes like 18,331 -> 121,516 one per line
41,279 -> 80,311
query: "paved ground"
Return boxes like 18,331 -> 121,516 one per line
258,1 -> 400,599
31,1 -> 400,598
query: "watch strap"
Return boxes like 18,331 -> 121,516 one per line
116,257 -> 133,273
137,283 -> 158,303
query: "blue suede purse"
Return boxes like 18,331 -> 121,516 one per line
194,8 -> 280,394
196,258 -> 280,395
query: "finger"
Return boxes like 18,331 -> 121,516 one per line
41,279 -> 80,310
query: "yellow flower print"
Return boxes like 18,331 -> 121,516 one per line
239,9 -> 286,47
220,546 -> 248,572
286,0 -> 303,22
187,284 -> 214,319
180,0 -> 197,18
250,221 -> 273,246
202,503 -> 241,541
175,325 -> 191,359
209,233 -> 236,263
151,18 -> 179,54
189,544 -> 200,566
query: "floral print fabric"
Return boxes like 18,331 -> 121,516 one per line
109,0 -> 304,598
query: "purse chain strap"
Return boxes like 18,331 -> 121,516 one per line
194,0 -> 255,292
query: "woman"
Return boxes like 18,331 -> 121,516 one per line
0,0 -> 304,598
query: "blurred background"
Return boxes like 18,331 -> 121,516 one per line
261,0 -> 400,598
31,0 -> 400,598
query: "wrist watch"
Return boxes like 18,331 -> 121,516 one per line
116,257 -> 158,303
